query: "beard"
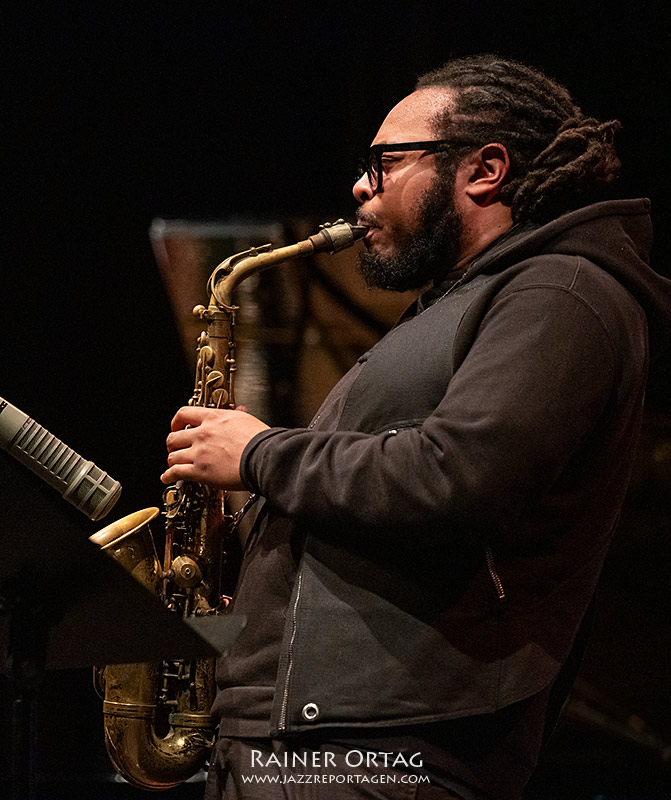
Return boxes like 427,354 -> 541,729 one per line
356,172 -> 464,292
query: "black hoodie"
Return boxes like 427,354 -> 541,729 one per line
215,199 -> 671,748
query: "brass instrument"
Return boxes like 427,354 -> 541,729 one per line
90,219 -> 367,790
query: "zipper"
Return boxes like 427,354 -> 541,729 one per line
485,546 -> 506,602
278,569 -> 303,731
369,419 -> 422,436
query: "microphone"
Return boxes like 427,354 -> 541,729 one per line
0,396 -> 122,521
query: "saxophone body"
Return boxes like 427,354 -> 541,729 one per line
91,220 -> 367,790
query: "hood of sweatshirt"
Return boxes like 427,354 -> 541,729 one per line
465,199 -> 671,369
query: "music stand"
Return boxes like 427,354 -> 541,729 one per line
0,454 -> 245,800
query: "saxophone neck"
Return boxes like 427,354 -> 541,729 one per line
206,220 -> 368,309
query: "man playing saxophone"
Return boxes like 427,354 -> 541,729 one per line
162,55 -> 671,799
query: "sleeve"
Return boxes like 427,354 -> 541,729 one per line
240,284 -> 617,543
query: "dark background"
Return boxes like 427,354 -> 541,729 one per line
1,3 -> 670,797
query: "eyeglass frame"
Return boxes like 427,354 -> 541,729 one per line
355,139 -> 455,195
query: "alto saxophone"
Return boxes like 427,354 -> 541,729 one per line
90,220 -> 367,790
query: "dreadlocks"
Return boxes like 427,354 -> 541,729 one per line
416,55 -> 621,223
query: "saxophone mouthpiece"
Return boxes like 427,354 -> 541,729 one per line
311,219 -> 369,254
350,225 -> 369,241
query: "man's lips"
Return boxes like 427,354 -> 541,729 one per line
355,213 -> 379,246
361,226 -> 378,247
357,219 -> 378,238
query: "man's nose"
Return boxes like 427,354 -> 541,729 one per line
352,173 -> 374,204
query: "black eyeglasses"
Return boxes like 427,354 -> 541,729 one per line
355,139 -> 453,195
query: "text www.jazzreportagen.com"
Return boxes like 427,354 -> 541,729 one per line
242,774 -> 431,785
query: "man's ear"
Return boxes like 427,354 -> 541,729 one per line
463,143 -> 510,205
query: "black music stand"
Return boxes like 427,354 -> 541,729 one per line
0,454 -> 245,800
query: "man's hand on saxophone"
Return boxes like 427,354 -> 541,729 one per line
161,405 -> 269,489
